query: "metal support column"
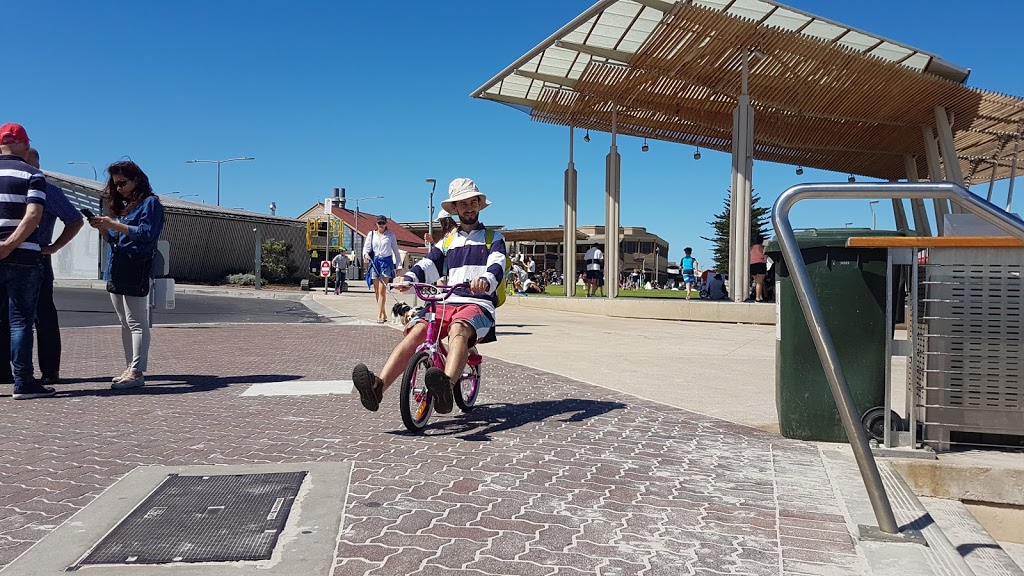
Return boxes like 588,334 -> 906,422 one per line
934,107 -> 965,214
986,135 -> 1006,203
565,127 -> 578,297
904,155 -> 931,236
605,107 -> 621,299
730,49 -> 754,302
923,126 -> 948,234
1007,135 -> 1019,213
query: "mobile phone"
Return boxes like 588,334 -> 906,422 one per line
80,208 -> 96,219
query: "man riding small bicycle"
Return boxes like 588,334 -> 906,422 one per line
351,178 -> 507,415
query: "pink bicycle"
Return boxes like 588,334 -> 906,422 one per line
397,282 -> 482,433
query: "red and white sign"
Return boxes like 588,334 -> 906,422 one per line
320,261 -> 331,277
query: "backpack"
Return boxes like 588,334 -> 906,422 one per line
442,228 -> 509,307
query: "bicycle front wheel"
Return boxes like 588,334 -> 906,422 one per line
400,350 -> 434,433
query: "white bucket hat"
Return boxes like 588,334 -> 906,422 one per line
436,208 -> 451,222
441,177 -> 490,214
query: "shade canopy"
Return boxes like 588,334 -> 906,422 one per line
473,0 -> 1024,183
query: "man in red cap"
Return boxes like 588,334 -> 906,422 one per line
0,123 -> 51,399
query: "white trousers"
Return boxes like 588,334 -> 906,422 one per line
109,293 -> 150,372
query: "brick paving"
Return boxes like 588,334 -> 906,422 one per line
0,323 -> 869,575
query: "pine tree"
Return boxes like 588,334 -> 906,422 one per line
700,191 -> 772,271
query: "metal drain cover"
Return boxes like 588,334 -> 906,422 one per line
79,471 -> 306,566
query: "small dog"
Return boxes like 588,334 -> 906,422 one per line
391,302 -> 423,326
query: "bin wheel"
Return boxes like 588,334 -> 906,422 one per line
861,407 -> 905,442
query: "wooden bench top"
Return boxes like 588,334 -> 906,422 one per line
845,236 -> 1024,248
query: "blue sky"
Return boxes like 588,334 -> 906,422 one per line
6,0 -> 1022,269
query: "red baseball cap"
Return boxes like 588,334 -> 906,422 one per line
0,123 -> 30,145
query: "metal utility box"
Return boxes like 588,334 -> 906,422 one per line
912,246 -> 1024,447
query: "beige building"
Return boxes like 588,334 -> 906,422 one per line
502,225 -> 670,284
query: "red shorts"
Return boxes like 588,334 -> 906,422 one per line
406,303 -> 495,345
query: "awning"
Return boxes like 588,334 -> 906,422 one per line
473,0 -> 1024,183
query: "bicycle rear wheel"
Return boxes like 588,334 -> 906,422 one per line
400,351 -> 434,433
454,363 -> 481,413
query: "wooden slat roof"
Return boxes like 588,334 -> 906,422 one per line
473,0 -> 1024,183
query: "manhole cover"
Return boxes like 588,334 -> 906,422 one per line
78,471 -> 306,566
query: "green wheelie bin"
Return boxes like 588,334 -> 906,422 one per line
766,228 -> 901,442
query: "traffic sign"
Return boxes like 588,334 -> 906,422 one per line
320,261 -> 331,277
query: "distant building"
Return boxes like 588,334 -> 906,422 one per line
44,172 -> 307,283
297,191 -> 428,275
500,225 -> 670,284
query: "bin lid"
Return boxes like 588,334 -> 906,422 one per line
766,228 -> 907,252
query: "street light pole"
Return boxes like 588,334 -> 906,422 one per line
425,178 -> 437,241
185,157 -> 255,206
352,195 -> 385,270
67,161 -> 97,181
655,245 -> 660,285
869,200 -> 880,230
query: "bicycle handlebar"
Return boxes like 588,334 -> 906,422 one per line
390,281 -> 470,302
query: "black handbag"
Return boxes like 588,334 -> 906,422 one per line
107,247 -> 154,297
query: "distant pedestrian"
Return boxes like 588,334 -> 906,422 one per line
423,209 -> 457,245
363,215 -> 400,323
527,256 -> 536,274
750,235 -> 768,302
583,244 -> 603,297
0,123 -> 50,399
331,251 -> 349,295
89,161 -> 165,389
0,147 -> 84,386
681,247 -> 699,300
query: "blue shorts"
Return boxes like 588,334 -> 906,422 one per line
683,274 -> 696,284
367,257 -> 395,281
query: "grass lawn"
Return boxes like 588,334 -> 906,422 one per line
537,285 -> 699,299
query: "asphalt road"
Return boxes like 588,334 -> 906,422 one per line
54,287 -> 324,328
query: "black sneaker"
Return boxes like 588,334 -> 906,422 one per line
13,385 -> 56,400
351,364 -> 384,412
424,367 -> 454,414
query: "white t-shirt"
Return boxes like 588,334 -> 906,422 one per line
585,246 -> 604,271
363,229 -> 400,263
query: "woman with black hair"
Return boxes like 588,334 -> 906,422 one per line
86,161 -> 165,389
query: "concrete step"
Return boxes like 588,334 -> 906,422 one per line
920,497 -> 1024,576
821,445 -> 974,575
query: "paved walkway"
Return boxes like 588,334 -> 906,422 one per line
312,287 -> 780,433
0,285 -> 881,575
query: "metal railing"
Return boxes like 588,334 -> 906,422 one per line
771,182 -> 1024,536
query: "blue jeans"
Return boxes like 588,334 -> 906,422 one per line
1,260 -> 43,390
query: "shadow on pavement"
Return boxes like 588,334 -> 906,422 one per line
53,374 -> 302,397
392,398 -> 627,441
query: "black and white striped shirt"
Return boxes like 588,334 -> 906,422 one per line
0,155 -> 46,255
